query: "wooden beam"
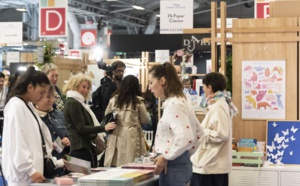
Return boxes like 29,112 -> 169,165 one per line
211,1 -> 217,72
232,27 -> 300,33
220,1 -> 226,75
183,28 -> 212,34
232,36 -> 300,43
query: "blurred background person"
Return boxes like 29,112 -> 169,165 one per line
182,78 -> 197,95
0,72 -> 7,135
104,75 -> 149,167
40,63 -> 64,111
63,73 -> 116,168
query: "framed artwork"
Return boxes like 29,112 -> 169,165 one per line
242,60 -> 286,119
267,121 -> 300,164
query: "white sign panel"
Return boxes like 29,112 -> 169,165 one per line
242,60 -> 286,119
0,22 -> 22,46
6,52 -> 20,66
160,0 -> 193,34
155,50 -> 169,63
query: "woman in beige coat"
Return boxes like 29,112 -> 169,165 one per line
104,75 -> 149,167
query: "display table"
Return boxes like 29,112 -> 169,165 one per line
230,166 -> 300,186
30,175 -> 159,186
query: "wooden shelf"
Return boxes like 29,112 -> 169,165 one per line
178,74 -> 206,76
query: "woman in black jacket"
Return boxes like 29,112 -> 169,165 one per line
63,73 -> 116,167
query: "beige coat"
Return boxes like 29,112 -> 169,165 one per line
104,96 -> 149,167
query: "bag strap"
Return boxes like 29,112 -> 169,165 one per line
16,96 -> 48,157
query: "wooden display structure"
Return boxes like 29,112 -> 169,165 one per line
183,1 -> 300,142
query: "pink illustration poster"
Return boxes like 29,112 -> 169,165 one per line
242,60 -> 285,119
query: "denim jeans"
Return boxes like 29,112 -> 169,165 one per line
159,151 -> 192,186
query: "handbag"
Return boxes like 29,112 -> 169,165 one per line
100,112 -> 117,134
17,96 -> 56,178
91,136 -> 106,155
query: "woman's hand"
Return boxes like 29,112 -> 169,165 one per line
61,137 -> 71,146
105,122 -> 116,131
154,155 -> 168,175
30,171 -> 45,183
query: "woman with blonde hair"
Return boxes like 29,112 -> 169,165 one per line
63,73 -> 116,167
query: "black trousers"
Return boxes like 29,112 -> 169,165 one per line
70,148 -> 97,168
190,173 -> 228,186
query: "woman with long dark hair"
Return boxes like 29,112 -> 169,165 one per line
104,75 -> 149,167
3,66 -> 64,185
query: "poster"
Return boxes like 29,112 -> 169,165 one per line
242,60 -> 285,119
155,50 -> 169,64
267,121 -> 300,164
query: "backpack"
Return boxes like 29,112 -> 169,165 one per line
91,86 -> 105,122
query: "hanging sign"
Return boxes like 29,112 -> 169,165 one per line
81,24 -> 97,47
160,0 -> 193,34
39,0 -> 68,37
0,22 -> 22,46
255,0 -> 270,18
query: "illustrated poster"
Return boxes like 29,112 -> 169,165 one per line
267,121 -> 300,164
242,60 -> 285,119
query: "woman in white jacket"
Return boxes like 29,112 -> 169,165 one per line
190,72 -> 238,186
2,66 -> 64,186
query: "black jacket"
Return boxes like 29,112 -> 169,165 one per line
92,77 -> 117,122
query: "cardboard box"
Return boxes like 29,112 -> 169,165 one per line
270,0 -> 300,18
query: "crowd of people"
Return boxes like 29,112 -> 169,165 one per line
0,60 -> 237,186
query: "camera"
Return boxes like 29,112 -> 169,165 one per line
95,57 -> 113,77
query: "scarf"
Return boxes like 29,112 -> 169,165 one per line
66,90 -> 105,141
200,91 -> 238,116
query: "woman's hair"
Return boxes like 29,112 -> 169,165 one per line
48,84 -> 55,96
6,66 -> 50,103
112,75 -> 142,110
0,72 -> 5,79
63,73 -> 92,94
202,72 -> 227,93
39,63 -> 59,75
149,63 -> 185,99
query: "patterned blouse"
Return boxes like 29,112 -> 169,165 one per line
154,96 -> 202,160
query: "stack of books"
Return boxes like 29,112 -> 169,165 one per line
121,163 -> 156,170
238,138 -> 257,152
78,168 -> 154,186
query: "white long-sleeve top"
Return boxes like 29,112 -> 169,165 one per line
154,96 -> 203,160
190,97 -> 232,174
2,97 -> 64,186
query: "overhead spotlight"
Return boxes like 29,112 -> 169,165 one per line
132,5 -> 145,10
16,7 -> 27,12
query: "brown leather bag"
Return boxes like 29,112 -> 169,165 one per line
92,136 -> 106,155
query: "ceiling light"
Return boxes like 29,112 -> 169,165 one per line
16,7 -> 27,12
132,5 -> 144,10
156,14 -> 160,18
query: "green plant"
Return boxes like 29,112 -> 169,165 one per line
226,53 -> 232,93
36,42 -> 56,68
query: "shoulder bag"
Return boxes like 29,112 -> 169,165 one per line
17,96 -> 56,179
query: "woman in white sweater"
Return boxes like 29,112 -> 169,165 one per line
190,72 -> 238,186
2,66 -> 64,185
148,63 -> 202,186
